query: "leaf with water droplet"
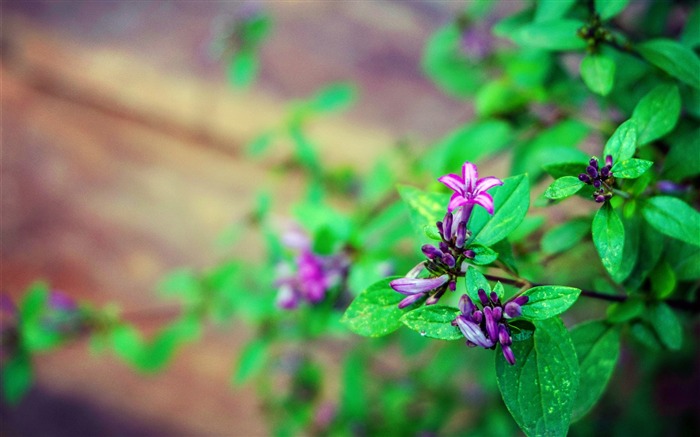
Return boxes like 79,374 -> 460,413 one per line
399,306 -> 462,340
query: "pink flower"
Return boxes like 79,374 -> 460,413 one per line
438,162 -> 503,215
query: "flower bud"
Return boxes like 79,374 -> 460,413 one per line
600,165 -> 611,178
421,244 -> 442,260
504,301 -> 522,319
513,295 -> 529,306
442,253 -> 456,268
589,158 -> 598,168
464,249 -> 476,259
587,165 -> 598,178
455,221 -> 467,248
490,292 -> 499,304
605,155 -> 613,167
483,307 -> 498,342
502,344 -> 516,365
448,280 -> 456,291
578,173 -> 591,184
498,324 -> 512,346
436,221 -> 444,238
595,194 -> 606,203
473,310 -> 483,324
443,212 -> 454,241
477,289 -> 489,306
593,180 -> 602,188
492,306 -> 503,321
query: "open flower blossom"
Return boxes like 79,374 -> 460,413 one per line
438,161 -> 503,216
390,274 -> 450,309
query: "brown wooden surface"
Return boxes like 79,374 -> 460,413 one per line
1,1 -> 475,435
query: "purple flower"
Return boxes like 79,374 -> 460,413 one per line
438,162 -> 503,217
391,275 -> 449,309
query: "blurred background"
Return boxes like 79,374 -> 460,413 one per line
1,1 -> 483,435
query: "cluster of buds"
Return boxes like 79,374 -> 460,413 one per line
390,209 -> 476,309
452,291 -> 529,365
275,226 -> 349,310
579,155 -> 615,203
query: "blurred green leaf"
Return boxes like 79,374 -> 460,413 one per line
227,50 -> 257,88
475,79 -> 527,117
637,39 -> 700,89
422,24 -> 482,97
631,84 -> 681,145
521,286 -> 581,320
535,0 -> 576,22
593,203 -> 625,277
580,53 -> 616,96
400,305 -> 462,340
541,218 -> 590,255
663,128 -> 700,180
650,260 -> 676,299
339,351 -> 368,422
397,185 -> 445,240
512,19 -> 586,51
232,338 -> 269,386
648,302 -> 682,350
468,243 -> 499,265
595,0 -> 630,20
1,351 -> 32,404
570,321 -> 621,421
311,83 -> 356,113
606,296 -> 644,323
496,317 -> 579,437
642,196 -> 700,247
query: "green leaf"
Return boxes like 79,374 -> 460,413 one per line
637,39 -> 700,89
158,269 -> 201,302
663,128 -> 700,180
468,244 -> 499,265
642,196 -> 700,247
110,324 -> 145,366
339,351 -> 368,422
612,158 -> 653,179
496,318 -> 579,437
1,352 -> 32,404
535,0 -> 576,22
399,306 -> 462,340
521,286 -> 581,320
422,25 -> 482,97
341,277 -> 405,337
311,83 -> 356,113
247,131 -> 275,156
595,0 -> 630,20
512,19 -> 586,51
397,185 -> 445,240
612,214 -> 640,283
466,268 -> 491,304
650,260 -> 676,299
603,120 -> 637,163
631,84 -> 681,145
471,175 -> 530,246
232,338 -> 269,386
570,321 -> 621,421
544,176 -> 585,199
580,53 -> 616,96
541,218 -> 590,255
606,296 -> 644,323
648,302 -> 683,350
475,79 -> 527,117
592,203 -> 625,277
665,239 -> 700,280
19,282 -> 49,324
227,50 -> 257,88
542,161 -> 588,179
681,6 -> 700,48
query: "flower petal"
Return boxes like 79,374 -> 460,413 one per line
474,176 -> 503,194
437,173 -> 464,194
473,192 -> 495,214
458,294 -> 475,317
447,194 -> 468,212
398,293 -> 425,309
461,162 -> 479,193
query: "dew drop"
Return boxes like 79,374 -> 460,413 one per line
420,330 -> 427,337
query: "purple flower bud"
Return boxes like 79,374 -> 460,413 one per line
595,194 -> 606,203
277,285 -> 300,310
605,155 -> 613,167
600,165 -> 611,178
473,310 -> 483,324
442,253 -> 456,268
477,289 -> 489,306
490,292 -> 499,304
421,244 -> 442,260
443,212 -> 454,241
448,280 -> 456,291
589,158 -> 598,168
492,306 -> 502,321
459,294 -> 475,316
455,221 -> 467,248
436,221 -> 444,237
498,324 -> 512,346
501,344 -> 516,365
513,295 -> 529,306
455,317 -> 495,348
439,242 -> 449,253
464,249 -> 476,259
593,180 -> 602,188
483,307 -> 498,342
504,302 -> 522,319
398,293 -> 425,309
578,173 -> 591,184
587,165 -> 598,178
